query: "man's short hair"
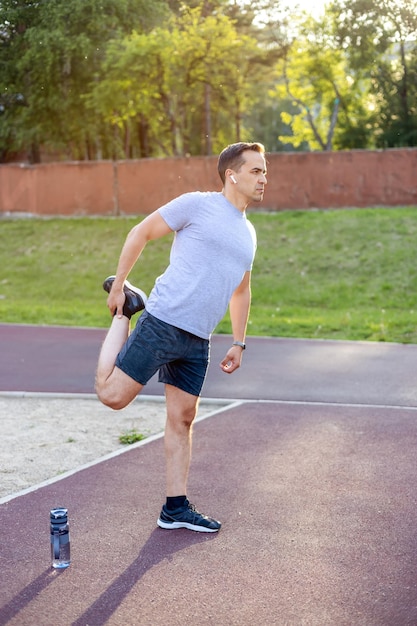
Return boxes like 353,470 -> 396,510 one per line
217,142 -> 265,184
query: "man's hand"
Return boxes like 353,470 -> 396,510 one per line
220,345 -> 244,374
107,286 -> 126,318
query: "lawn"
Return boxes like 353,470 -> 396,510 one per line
1,206 -> 416,343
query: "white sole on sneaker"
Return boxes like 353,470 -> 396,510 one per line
157,518 -> 220,532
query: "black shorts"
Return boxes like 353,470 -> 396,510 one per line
115,311 -> 210,396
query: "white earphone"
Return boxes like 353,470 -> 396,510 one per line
230,175 -> 237,184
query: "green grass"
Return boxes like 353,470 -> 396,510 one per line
1,207 -> 417,343
118,429 -> 146,445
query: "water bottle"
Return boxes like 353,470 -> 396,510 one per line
50,507 -> 71,569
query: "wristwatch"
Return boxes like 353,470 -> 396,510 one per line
232,341 -> 246,350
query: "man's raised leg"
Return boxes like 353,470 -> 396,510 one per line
95,276 -> 147,410
95,316 -> 143,409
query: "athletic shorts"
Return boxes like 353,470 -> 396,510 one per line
115,310 -> 210,397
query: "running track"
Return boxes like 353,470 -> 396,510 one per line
1,324 -> 417,625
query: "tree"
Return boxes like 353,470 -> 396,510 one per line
0,0 -> 289,161
0,0 -> 170,162
271,11 -> 373,151
87,6 -> 264,158
330,0 -> 417,147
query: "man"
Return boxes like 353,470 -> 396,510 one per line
95,142 -> 267,532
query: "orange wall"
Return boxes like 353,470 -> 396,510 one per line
1,149 -> 416,216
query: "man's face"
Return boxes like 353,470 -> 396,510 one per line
233,150 -> 267,203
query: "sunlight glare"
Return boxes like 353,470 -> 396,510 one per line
286,0 -> 326,18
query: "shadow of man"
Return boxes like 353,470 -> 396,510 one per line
0,567 -> 65,624
72,527 -> 217,626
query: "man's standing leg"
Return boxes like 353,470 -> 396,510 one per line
157,384 -> 221,532
164,385 -> 198,496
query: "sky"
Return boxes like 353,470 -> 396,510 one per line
286,0 -> 326,18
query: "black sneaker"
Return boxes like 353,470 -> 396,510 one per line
103,275 -> 147,319
157,500 -> 221,533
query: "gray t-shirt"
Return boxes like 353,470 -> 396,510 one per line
145,191 -> 257,339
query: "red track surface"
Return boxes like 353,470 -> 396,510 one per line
1,324 -> 417,625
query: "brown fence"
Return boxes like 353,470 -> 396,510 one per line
1,148 -> 416,216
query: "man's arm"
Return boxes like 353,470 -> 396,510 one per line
220,271 -> 251,374
108,211 -> 173,317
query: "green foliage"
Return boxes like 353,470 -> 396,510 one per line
0,0 -> 170,161
1,209 -> 417,344
271,11 -> 375,151
1,0 -> 417,160
248,98 -> 309,153
119,429 -> 146,444
330,0 -> 417,148
0,0 -> 276,161
87,6 -> 264,158
266,0 -> 417,151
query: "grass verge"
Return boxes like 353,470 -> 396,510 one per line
1,207 -> 416,343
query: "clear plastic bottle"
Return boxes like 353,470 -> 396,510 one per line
50,507 -> 71,569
